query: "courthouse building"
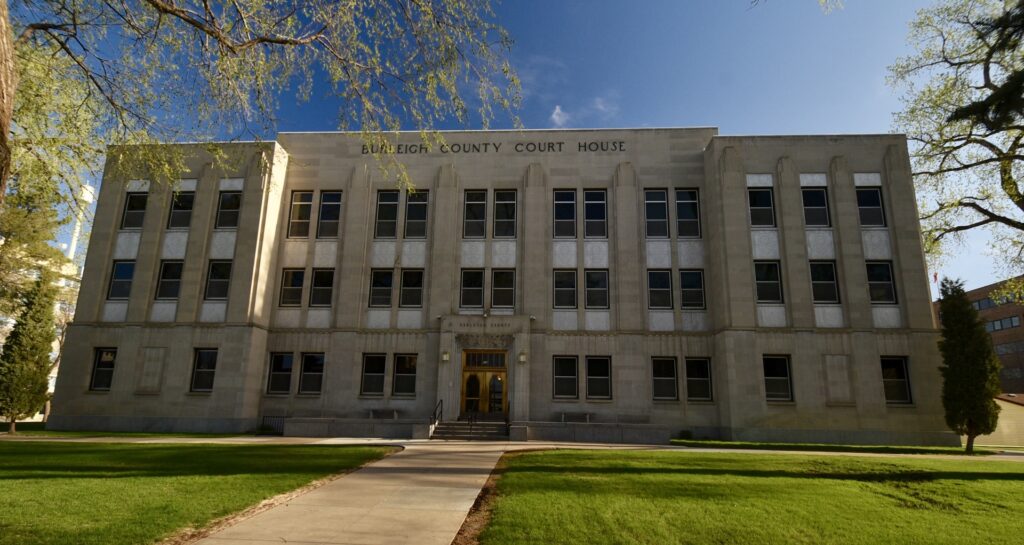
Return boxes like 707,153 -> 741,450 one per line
49,128 -> 958,445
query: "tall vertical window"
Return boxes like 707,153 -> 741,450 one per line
155,260 -> 184,300
392,354 -> 417,396
373,190 -> 399,238
360,354 -> 386,395
121,192 -> 148,229
404,191 -> 428,238
754,261 -> 784,303
205,260 -> 232,300
553,270 -> 577,309
856,188 -> 886,227
491,269 -> 515,308
801,188 -> 830,227
553,190 -> 576,238
763,355 -> 793,402
399,269 -> 424,308
680,270 -> 705,309
644,189 -> 669,238
880,356 -> 912,404
553,356 -> 578,399
463,190 -> 487,238
89,348 -> 117,391
647,270 -> 673,309
369,269 -> 393,307
191,349 -> 218,392
107,261 -> 135,300
299,353 -> 325,394
748,188 -> 776,227
288,191 -> 314,237
584,270 -> 609,309
586,356 -> 612,399
215,191 -> 242,228
493,190 -> 517,238
317,191 -> 343,238
309,268 -> 334,307
675,189 -> 701,237
809,261 -> 840,303
460,269 -> 484,308
266,353 -> 293,394
584,190 -> 607,238
279,268 -> 305,306
652,357 -> 678,400
685,358 -> 713,401
167,191 -> 195,229
866,261 -> 897,303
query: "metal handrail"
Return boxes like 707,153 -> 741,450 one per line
431,399 -> 443,426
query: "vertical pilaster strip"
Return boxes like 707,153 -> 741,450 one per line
884,144 -> 934,330
830,156 -> 873,329
427,163 -> 459,318
718,147 -> 756,329
777,157 -> 813,328
125,176 -> 169,323
612,162 -> 642,330
336,164 -> 371,329
176,159 -> 216,322
521,163 -> 549,323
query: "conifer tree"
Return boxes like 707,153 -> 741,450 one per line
937,277 -> 1002,453
0,272 -> 57,434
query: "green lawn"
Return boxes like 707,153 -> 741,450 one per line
2,421 -> 246,438
0,442 -> 393,545
671,438 -> 992,455
481,450 -> 1024,545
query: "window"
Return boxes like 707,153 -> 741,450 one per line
317,191 -> 343,238
205,261 -> 232,300
986,315 -> 1021,332
880,356 -> 912,404
393,354 -> 417,395
652,357 -> 678,401
586,356 -> 612,399
191,349 -> 218,392
680,270 -> 705,309
644,189 -> 669,238
369,269 -> 393,307
973,297 -> 998,311
107,261 -> 135,300
279,268 -> 305,306
553,190 -> 576,238
361,354 -> 386,395
553,270 -> 577,309
584,190 -> 607,238
121,192 -> 147,229
584,270 -> 609,309
809,261 -> 840,303
167,191 -> 194,229
309,268 -> 334,307
298,353 -> 325,394
676,189 -> 701,237
748,188 -> 776,227
754,261 -> 784,303
215,191 -> 242,228
89,348 -> 117,391
492,269 -> 515,308
288,191 -> 314,237
647,270 -> 673,309
685,358 -> 713,401
460,269 -> 484,308
266,353 -> 293,394
866,261 -> 897,303
399,269 -> 424,308
463,190 -> 487,238
553,356 -> 578,399
404,191 -> 428,238
801,188 -> 830,227
763,355 -> 793,402
374,190 -> 399,238
155,260 -> 184,300
493,190 -> 516,238
856,188 -> 886,227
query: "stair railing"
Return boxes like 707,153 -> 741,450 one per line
431,399 -> 443,427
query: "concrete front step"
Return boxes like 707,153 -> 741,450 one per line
431,421 -> 509,440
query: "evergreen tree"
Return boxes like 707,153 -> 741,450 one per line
0,272 -> 57,434
937,278 -> 1002,453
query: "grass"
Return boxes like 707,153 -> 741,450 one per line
2,421 -> 247,438
480,450 -> 1024,545
670,438 -> 995,455
0,441 -> 394,545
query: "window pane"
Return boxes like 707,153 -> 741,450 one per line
191,350 -> 218,392
748,189 -> 775,227
584,190 -> 607,238
553,270 -> 576,308
645,190 -> 668,238
205,261 -> 233,300
369,270 -> 393,307
317,191 -> 343,238
267,353 -> 293,394
461,270 -> 484,307
310,269 -> 334,306
288,191 -> 313,238
554,190 -> 576,238
393,354 -> 417,395
464,190 -> 487,238
167,192 -> 194,229
492,270 -> 515,308
584,270 -> 609,309
121,193 -> 148,229
108,261 -> 135,299
361,354 -> 386,395
553,357 -> 578,398
400,270 -> 424,307
90,349 -> 117,391
299,353 -> 325,394
494,190 -> 516,238
375,191 -> 399,238
676,189 -> 700,238
404,191 -> 428,238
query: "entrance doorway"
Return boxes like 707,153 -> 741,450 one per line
460,350 -> 508,419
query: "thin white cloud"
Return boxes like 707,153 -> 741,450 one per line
550,105 -> 570,128
592,95 -> 620,118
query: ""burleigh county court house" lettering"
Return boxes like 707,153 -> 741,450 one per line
361,139 -> 627,155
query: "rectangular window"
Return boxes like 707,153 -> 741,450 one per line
880,356 -> 912,404
866,261 -> 897,303
369,269 -> 393,308
463,190 -> 487,238
399,269 -> 424,308
748,188 -> 776,227
121,192 -> 148,229
491,269 -> 515,308
856,187 -> 886,227
809,261 -> 840,303
374,190 -> 399,238
288,191 -> 314,238
647,269 -> 673,309
317,191 -> 343,238
586,356 -> 612,400
404,191 -> 428,238
215,191 -> 242,228
205,260 -> 232,300
89,348 -> 117,391
155,260 -> 184,300
763,355 -> 793,402
266,353 -> 293,394
279,268 -> 305,306
680,270 -> 705,309
553,270 -> 577,309
460,269 -> 484,308
553,189 -> 576,238
393,354 -> 417,396
107,260 -> 135,300
644,189 -> 669,238
299,353 -> 325,394
652,357 -> 678,401
361,354 -> 386,395
584,190 -> 607,238
986,315 -> 1021,332
584,270 -> 609,309
754,261 -> 784,303
493,190 -> 517,238
191,349 -> 218,392
167,191 -> 194,229
685,358 -> 713,401
553,356 -> 578,399
801,188 -> 830,227
676,189 -> 701,238
309,268 -> 334,307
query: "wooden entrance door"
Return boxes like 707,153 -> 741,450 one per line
461,350 -> 508,418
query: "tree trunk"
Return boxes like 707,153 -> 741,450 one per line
965,434 -> 975,454
0,0 -> 16,205
7,419 -> 14,434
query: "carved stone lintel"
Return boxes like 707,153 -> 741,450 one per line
455,334 -> 514,350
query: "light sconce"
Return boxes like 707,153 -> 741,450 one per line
441,351 -> 450,363
518,352 -> 527,364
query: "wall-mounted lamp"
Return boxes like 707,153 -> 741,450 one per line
518,352 -> 527,364
441,351 -> 450,363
